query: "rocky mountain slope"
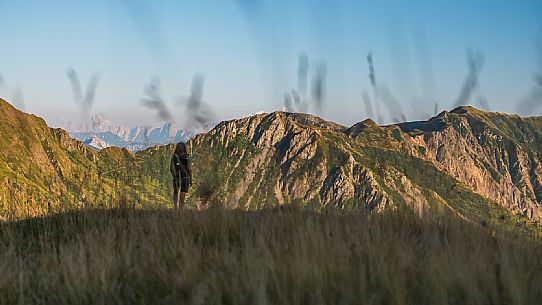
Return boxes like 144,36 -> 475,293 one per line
0,98 -> 541,233
185,109 -> 542,230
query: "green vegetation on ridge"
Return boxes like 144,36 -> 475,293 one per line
0,98 -> 542,235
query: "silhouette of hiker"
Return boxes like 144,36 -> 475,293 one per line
170,142 -> 192,210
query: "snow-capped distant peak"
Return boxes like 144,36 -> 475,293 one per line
49,114 -> 214,152
84,136 -> 111,151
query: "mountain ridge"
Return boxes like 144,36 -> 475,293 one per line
0,98 -> 541,234
186,106 -> 542,226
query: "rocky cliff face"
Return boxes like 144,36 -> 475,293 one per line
186,108 -> 542,229
188,112 -> 390,212
1,98 -> 541,233
397,107 -> 542,223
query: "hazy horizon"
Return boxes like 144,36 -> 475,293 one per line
0,0 -> 541,127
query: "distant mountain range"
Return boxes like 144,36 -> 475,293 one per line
50,114 -> 213,151
1,98 -> 541,234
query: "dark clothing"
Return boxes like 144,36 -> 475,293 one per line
171,143 -> 191,193
174,176 -> 191,193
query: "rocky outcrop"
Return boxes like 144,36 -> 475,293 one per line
398,107 -> 542,223
186,107 -> 542,227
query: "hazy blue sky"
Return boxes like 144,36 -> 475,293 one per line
0,0 -> 541,127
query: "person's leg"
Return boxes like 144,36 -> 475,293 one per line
180,192 -> 186,210
173,189 -> 179,210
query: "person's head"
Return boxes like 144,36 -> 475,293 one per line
174,142 -> 188,158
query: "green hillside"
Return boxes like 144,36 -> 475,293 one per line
0,98 -> 541,234
0,99 -> 172,219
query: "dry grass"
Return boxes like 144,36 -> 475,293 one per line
0,207 -> 541,305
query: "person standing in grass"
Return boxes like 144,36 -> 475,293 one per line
170,142 -> 192,210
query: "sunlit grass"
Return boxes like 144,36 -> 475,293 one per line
0,207 -> 541,304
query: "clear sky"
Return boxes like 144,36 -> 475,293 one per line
0,0 -> 541,127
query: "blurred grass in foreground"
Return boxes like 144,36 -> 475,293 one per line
0,207 -> 541,305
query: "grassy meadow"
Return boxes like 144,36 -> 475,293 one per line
0,207 -> 541,305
